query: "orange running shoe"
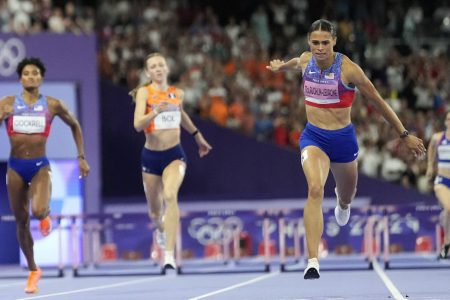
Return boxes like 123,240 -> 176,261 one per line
39,216 -> 52,237
24,268 -> 42,293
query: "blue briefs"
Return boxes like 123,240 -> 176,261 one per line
8,156 -> 50,184
299,122 -> 359,163
141,144 -> 187,176
435,175 -> 450,188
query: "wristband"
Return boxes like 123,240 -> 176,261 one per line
77,154 -> 85,160
192,130 -> 199,136
400,130 -> 409,138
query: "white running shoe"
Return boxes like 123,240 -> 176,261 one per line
155,229 -> 166,249
164,253 -> 176,270
303,258 -> 320,279
334,188 -> 351,226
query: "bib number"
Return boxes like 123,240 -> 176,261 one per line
154,111 -> 181,130
12,115 -> 46,134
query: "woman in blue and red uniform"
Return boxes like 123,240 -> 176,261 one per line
267,19 -> 426,279
131,53 -> 212,270
0,57 -> 90,293
426,111 -> 450,259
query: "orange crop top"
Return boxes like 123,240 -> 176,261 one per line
144,85 -> 182,133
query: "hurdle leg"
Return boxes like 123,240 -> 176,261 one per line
223,231 -> 230,265
294,220 -> 301,264
82,224 -> 91,268
363,215 -> 380,269
278,216 -> 286,272
57,216 -> 64,277
92,224 -> 101,267
383,216 -> 390,269
263,216 -> 270,272
175,221 -> 182,275
70,216 -> 80,277
232,230 -> 240,264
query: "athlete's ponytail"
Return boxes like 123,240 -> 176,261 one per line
129,80 -> 151,102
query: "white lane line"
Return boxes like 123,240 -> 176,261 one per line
372,259 -> 406,300
188,271 -> 280,300
15,276 -> 166,300
0,281 -> 23,288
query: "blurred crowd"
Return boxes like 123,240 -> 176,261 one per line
3,0 -> 450,193
0,0 -> 95,34
96,0 -> 450,194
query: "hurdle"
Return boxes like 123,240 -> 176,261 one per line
278,207 -> 375,273
0,214 -> 66,279
70,213 -> 165,277
370,205 -> 450,270
176,210 -> 272,275
278,211 -> 302,272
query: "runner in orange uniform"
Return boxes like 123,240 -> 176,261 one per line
131,53 -> 212,269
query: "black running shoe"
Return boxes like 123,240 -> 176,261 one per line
304,267 -> 320,279
438,244 -> 450,259
303,259 -> 320,279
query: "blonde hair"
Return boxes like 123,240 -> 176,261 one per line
129,52 -> 165,101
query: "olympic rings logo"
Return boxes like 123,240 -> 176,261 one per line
187,216 -> 243,246
0,38 -> 26,77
